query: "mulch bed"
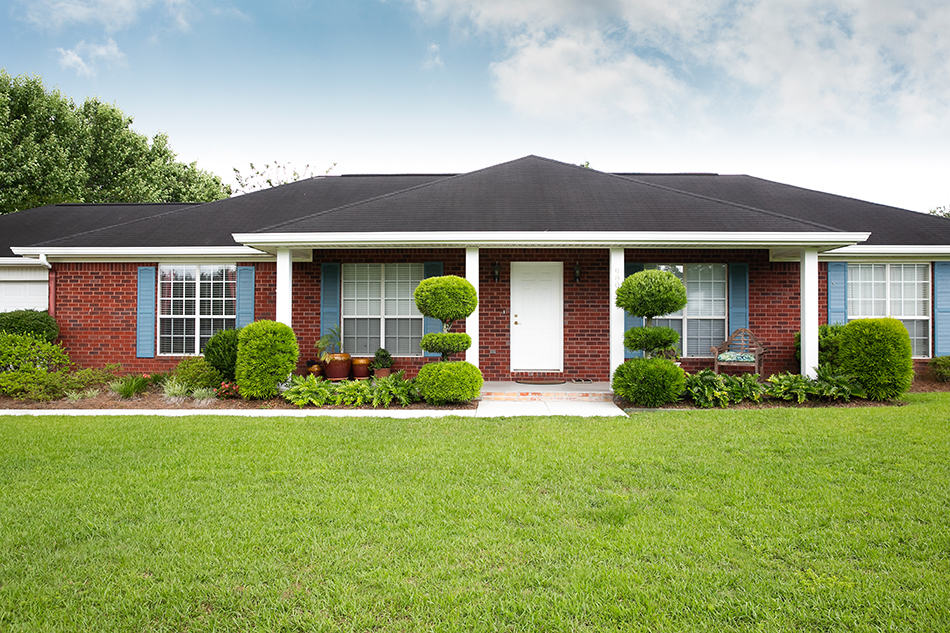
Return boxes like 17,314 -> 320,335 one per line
0,389 -> 476,411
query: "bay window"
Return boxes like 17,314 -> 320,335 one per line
847,263 -> 931,357
341,263 -> 425,356
158,264 -> 236,355
647,263 -> 728,357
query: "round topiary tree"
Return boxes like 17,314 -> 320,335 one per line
412,275 -> 483,403
235,320 -> 299,399
616,269 -> 687,357
838,318 -> 913,401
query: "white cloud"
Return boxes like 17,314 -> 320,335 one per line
411,0 -> 950,131
423,42 -> 444,69
56,38 -> 126,76
17,0 -> 215,32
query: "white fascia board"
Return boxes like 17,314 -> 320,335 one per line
820,245 -> 950,260
10,246 -> 272,262
0,257 -> 51,267
233,231 -> 871,250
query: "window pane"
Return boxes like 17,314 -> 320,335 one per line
199,318 -> 234,352
685,264 -> 726,318
342,264 -> 382,316
343,318 -> 380,355
159,317 -> 195,355
686,319 -> 725,357
385,318 -> 423,356
890,264 -> 929,318
901,319 -> 930,357
848,264 -> 886,317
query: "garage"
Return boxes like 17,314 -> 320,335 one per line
0,264 -> 49,312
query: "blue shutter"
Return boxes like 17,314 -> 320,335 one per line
235,266 -> 255,329
827,262 -> 848,325
136,266 -> 156,358
422,261 -> 444,357
728,263 -> 749,334
624,262 -> 644,359
320,263 -> 341,351
934,262 -> 950,357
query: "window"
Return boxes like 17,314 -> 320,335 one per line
158,265 -> 236,355
646,264 -> 728,357
341,263 -> 425,356
848,263 -> 931,357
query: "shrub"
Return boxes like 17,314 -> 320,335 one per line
173,356 -> 222,390
812,364 -> 858,402
612,358 -> 685,407
413,276 -> 478,328
215,381 -> 241,399
0,331 -> 70,373
62,367 -> 118,391
838,318 -> 913,401
110,375 -> 149,399
416,361 -> 483,404
615,270 -> 688,323
794,323 -> 846,368
370,348 -> 394,370
683,370 -> 730,408
930,356 -> 950,382
204,329 -> 239,380
191,387 -> 217,403
331,380 -> 372,407
766,373 -> 815,404
419,332 -> 472,361
283,374 -> 335,407
0,309 -> 59,342
235,320 -> 299,399
624,327 -> 679,356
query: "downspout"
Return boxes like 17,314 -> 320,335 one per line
38,254 -> 55,318
38,254 -> 52,269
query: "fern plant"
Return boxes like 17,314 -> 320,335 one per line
282,374 -> 335,407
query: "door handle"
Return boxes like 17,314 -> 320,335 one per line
513,321 -> 519,325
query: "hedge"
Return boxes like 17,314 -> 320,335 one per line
415,361 -> 483,404
612,357 -> 685,407
838,318 -> 913,401
204,328 -> 239,380
0,310 -> 59,343
235,320 -> 299,399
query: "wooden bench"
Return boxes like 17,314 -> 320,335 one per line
711,328 -> 767,375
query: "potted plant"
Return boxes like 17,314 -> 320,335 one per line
305,359 -> 323,377
351,356 -> 372,379
318,326 -> 351,381
369,348 -> 394,378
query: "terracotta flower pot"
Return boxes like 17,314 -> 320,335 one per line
351,357 -> 372,379
373,367 -> 392,379
324,353 -> 351,381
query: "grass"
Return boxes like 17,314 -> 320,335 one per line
1,394 -> 949,631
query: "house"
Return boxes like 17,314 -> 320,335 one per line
4,155 -> 950,381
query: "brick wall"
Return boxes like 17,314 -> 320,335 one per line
51,249 -> 825,379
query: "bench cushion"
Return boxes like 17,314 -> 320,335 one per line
717,351 -> 756,363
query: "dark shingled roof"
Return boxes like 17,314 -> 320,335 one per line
261,156 -> 837,234
625,174 -> 950,246
7,155 -> 949,251
0,203 -> 192,257
30,175 -> 445,248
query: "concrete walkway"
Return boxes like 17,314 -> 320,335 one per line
0,400 -> 627,418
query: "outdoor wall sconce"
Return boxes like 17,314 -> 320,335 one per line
574,262 -> 582,283
492,262 -> 501,282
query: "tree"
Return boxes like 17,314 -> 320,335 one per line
0,71 -> 230,214
232,160 -> 336,195
930,205 -> 949,219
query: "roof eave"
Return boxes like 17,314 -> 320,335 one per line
10,245 -> 272,262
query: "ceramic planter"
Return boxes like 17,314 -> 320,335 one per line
351,357 -> 372,379
324,353 -> 352,381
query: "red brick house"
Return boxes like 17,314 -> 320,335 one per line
3,155 -> 950,381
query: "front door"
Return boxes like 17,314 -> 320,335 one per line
510,262 -> 563,372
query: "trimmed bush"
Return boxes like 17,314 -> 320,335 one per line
174,356 -> 222,390
624,327 -> 679,356
0,309 -> 59,343
416,361 -> 483,404
615,270 -> 688,324
419,332 -> 472,361
931,356 -> 950,382
838,318 -> 913,401
370,347 -> 394,370
204,329 -> 239,380
0,331 -> 70,374
235,320 -> 299,399
794,323 -> 845,368
413,276 -> 478,328
612,358 -> 685,407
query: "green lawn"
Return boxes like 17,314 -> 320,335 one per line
2,395 -> 949,632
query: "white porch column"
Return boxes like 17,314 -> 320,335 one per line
609,247 -> 626,378
276,248 -> 293,327
800,248 -> 819,378
465,247 -> 479,367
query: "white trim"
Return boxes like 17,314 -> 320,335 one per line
233,231 -> 870,250
824,245 -> 950,257
800,249 -> 820,378
0,257 -> 54,267
340,263 -> 426,357
608,248 -> 625,376
276,249 -> 293,327
465,247 -> 479,368
156,264 -> 237,357
11,246 -> 271,262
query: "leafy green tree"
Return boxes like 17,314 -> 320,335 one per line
232,160 -> 336,195
930,205 -> 949,219
0,71 -> 230,214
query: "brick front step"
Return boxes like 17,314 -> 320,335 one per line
480,391 -> 615,402
480,381 -> 614,402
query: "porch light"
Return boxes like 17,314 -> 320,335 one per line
574,262 -> 582,283
492,262 -> 500,282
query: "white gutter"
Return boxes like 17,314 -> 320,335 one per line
11,245 -> 272,262
821,244 -> 950,259
232,230 -> 871,250
37,254 -> 52,269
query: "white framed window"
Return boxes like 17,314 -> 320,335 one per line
158,264 -> 236,355
847,263 -> 931,357
646,263 -> 728,357
341,263 -> 425,356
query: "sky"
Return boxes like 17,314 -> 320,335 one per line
1,0 -> 948,211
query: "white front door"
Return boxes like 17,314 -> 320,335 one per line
510,262 -> 563,372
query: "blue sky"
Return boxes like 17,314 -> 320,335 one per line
2,0 -> 948,211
